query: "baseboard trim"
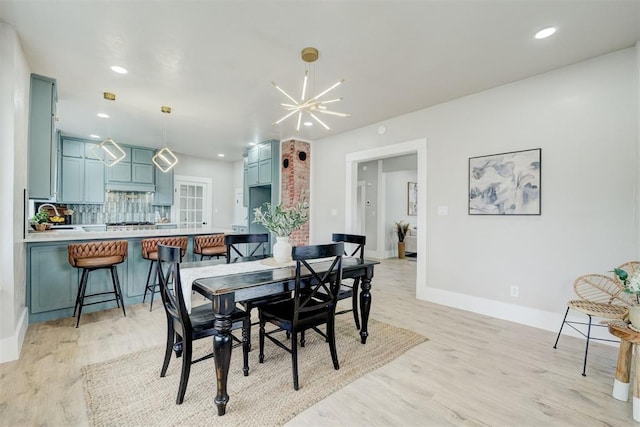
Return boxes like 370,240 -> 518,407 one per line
421,287 -> 617,346
0,307 -> 28,363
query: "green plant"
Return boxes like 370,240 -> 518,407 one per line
613,268 -> 640,304
31,211 -> 50,224
253,199 -> 309,237
395,221 -> 410,242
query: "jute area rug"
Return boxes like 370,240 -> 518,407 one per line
82,317 -> 427,426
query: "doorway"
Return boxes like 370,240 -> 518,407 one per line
345,138 -> 427,299
173,175 -> 212,228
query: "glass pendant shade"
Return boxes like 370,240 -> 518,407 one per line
93,137 -> 126,167
153,147 -> 178,173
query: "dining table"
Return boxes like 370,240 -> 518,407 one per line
184,256 -> 379,416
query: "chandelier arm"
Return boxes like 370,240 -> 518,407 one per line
314,109 -> 351,117
301,70 -> 308,101
272,82 -> 299,105
307,79 -> 344,103
309,113 -> 330,130
273,108 -> 300,125
320,98 -> 342,104
296,112 -> 302,131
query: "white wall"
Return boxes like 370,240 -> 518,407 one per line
0,22 -> 30,362
173,154 -> 235,228
312,48 -> 639,332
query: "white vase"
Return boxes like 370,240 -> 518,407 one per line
273,236 -> 292,264
629,305 -> 640,330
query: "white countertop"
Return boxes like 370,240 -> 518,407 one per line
24,226 -> 234,243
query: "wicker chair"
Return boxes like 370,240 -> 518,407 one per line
553,264 -> 637,376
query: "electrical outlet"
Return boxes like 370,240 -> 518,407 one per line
510,286 -> 519,297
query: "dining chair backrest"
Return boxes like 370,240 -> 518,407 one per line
292,242 -> 344,324
331,233 -> 365,260
157,244 -> 191,331
225,233 -> 269,263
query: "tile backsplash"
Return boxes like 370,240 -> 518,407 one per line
65,191 -> 171,224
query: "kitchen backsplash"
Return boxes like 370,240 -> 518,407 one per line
65,191 -> 171,224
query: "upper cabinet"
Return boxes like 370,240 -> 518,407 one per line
28,74 -> 58,200
105,145 -> 155,192
152,157 -> 174,206
59,137 -> 105,204
246,141 -> 275,187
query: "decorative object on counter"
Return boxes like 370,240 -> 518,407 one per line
614,264 -> 640,329
395,221 -> 410,259
252,199 -> 309,263
93,92 -> 127,167
272,47 -> 350,132
31,211 -> 52,231
152,106 -> 179,173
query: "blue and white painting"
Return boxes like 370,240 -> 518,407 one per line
468,148 -> 541,215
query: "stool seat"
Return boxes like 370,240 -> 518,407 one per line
193,234 -> 226,261
141,237 -> 188,311
68,240 -> 128,328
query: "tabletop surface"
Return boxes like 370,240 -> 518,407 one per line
608,322 -> 640,344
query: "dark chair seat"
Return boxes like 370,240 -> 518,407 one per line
259,298 -> 331,332
188,304 -> 249,333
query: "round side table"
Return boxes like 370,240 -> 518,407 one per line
608,322 -> 640,422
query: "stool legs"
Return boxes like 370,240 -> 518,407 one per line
74,266 -> 126,328
110,265 -> 127,317
74,269 -> 90,328
143,260 -> 159,311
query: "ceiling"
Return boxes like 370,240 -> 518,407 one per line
1,1 -> 639,162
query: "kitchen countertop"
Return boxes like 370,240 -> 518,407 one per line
24,226 -> 233,243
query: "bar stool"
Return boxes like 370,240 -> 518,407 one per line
193,234 -> 226,260
141,237 -> 188,311
68,240 -> 128,328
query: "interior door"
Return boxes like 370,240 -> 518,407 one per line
174,177 -> 211,228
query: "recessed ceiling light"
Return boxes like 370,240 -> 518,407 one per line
303,121 -> 313,127
218,154 -> 225,157
534,27 -> 556,40
110,65 -> 128,74
97,113 -> 109,118
89,134 -> 100,138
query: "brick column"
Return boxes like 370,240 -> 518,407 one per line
281,139 -> 310,246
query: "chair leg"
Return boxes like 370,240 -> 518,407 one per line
242,317 -> 250,376
176,338 -> 192,404
553,306 -> 570,349
258,317 -> 265,364
142,260 -> 154,303
328,316 -> 340,370
352,278 -> 361,330
582,315 -> 593,377
161,320 -> 175,377
300,330 -> 305,347
291,330 -> 299,390
75,269 -> 90,328
73,268 -> 88,318
110,266 -> 126,317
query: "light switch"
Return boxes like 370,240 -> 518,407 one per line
437,206 -> 448,216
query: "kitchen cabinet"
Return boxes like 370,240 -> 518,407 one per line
105,146 -> 155,192
59,137 -> 105,204
152,161 -> 174,206
246,142 -> 275,186
28,74 -> 58,200
28,244 -> 76,314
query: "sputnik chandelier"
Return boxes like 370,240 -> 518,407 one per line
272,47 -> 350,131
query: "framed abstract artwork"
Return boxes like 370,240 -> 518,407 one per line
468,148 -> 541,215
408,182 -> 418,216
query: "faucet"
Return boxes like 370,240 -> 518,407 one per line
38,203 -> 60,216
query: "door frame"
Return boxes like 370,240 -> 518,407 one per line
344,138 -> 427,299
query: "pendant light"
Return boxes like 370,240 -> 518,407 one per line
93,92 -> 126,166
153,106 -> 179,173
272,47 -> 350,131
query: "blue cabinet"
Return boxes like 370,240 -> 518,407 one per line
247,142 -> 275,186
28,74 -> 58,200
28,244 -> 76,314
105,146 -> 155,192
153,165 -> 174,206
59,137 -> 105,204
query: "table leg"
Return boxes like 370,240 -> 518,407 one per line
212,294 -> 235,416
634,343 -> 640,422
613,339 -> 632,401
359,274 -> 372,344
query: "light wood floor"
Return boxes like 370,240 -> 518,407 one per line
0,258 -> 633,426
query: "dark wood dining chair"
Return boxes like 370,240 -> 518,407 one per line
225,233 -> 269,263
332,233 -> 366,330
258,242 -> 344,390
156,244 -> 250,404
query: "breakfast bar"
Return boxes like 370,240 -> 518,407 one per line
25,226 -> 231,323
